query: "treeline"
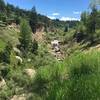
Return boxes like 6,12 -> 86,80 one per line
0,0 -> 78,33
0,0 -> 40,33
52,19 -> 79,30
74,5 -> 100,44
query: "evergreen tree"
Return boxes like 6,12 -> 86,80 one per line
31,39 -> 38,54
29,6 -> 38,33
19,19 -> 32,53
15,16 -> 20,25
86,6 -> 98,43
64,25 -> 68,32
0,0 -> 5,12
86,6 -> 97,33
81,11 -> 89,25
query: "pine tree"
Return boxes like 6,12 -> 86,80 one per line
86,6 -> 97,33
86,6 -> 98,43
0,0 -> 5,12
29,6 -> 38,33
31,39 -> 38,54
81,11 -> 89,25
64,25 -> 68,32
19,19 -> 32,53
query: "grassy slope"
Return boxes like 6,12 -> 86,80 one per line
0,39 -> 6,51
0,25 -> 100,100
0,27 -> 19,49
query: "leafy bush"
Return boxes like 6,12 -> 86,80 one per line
7,68 -> 31,88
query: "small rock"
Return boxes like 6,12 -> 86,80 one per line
27,59 -> 31,62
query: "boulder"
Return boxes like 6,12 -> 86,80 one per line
15,56 -> 23,63
24,69 -> 36,78
0,78 -> 6,89
51,40 -> 59,48
13,47 -> 21,54
11,94 -> 26,100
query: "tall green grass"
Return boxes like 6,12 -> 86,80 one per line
32,61 -> 67,99
34,50 -> 100,100
64,50 -> 100,100
0,39 -> 6,51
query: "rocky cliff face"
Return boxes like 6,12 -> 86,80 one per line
32,25 -> 45,42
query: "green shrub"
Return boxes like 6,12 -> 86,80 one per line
0,41 -> 12,64
0,87 -> 12,100
8,69 -> 31,88
0,65 -> 10,78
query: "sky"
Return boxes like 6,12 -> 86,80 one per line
4,0 -> 90,21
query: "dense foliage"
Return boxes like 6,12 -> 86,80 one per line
0,0 -> 100,100
74,5 -> 100,44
